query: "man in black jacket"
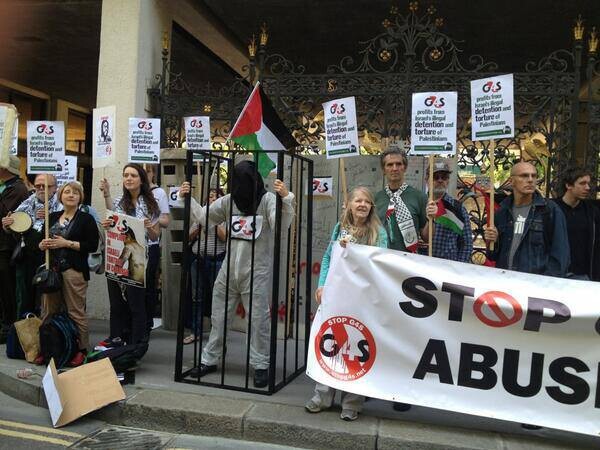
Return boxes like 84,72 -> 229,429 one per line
554,166 -> 600,281
0,156 -> 29,342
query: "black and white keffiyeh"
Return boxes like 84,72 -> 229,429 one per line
384,184 -> 418,252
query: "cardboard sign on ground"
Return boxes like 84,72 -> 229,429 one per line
42,358 -> 125,427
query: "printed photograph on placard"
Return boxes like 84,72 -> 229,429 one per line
93,105 -> 116,168
105,211 -> 147,288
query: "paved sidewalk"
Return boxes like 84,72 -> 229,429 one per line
0,320 -> 597,449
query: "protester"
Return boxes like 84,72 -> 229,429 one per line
3,173 -> 62,318
305,186 -> 388,421
424,160 -> 473,262
177,160 -> 295,388
0,156 -> 29,343
99,163 -> 160,354
184,188 -> 226,345
374,146 -> 429,412
553,167 -> 600,281
38,181 -> 99,366
375,146 -> 429,253
484,160 -> 570,277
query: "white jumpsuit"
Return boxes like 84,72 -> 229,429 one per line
183,191 -> 295,369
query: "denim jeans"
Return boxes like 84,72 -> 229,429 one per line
187,253 -> 224,333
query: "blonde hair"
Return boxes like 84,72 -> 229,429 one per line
58,181 -> 84,205
340,186 -> 381,246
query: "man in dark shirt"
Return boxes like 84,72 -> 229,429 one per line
0,157 -> 29,342
554,166 -> 600,281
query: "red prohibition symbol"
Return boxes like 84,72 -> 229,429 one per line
473,290 -> 523,328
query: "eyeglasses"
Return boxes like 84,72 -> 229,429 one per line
34,184 -> 56,190
433,173 -> 450,181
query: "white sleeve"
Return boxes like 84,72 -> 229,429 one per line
175,194 -> 229,227
267,192 -> 296,231
152,188 -> 170,215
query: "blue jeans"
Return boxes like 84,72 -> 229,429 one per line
187,253 -> 224,333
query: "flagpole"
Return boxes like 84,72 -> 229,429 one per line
428,155 -> 434,257
286,157 -> 300,338
488,140 -> 496,251
44,174 -> 50,269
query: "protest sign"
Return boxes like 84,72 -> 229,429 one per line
184,116 -> 211,162
128,118 -> 160,164
55,155 -> 78,186
307,244 -> 600,436
411,92 -> 457,155
168,186 -> 180,208
1,103 -> 18,166
27,121 -> 65,174
306,176 -> 334,198
105,211 -> 147,288
322,97 -> 359,159
93,106 -> 116,168
10,118 -> 18,156
471,74 -> 514,141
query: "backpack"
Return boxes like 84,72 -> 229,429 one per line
85,343 -> 147,373
5,323 -> 25,360
39,313 -> 79,369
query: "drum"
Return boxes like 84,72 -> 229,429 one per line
8,211 -> 32,233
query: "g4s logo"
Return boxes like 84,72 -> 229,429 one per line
137,121 -> 153,130
312,179 -> 329,193
189,119 -> 203,129
483,81 -> 502,93
424,96 -> 445,108
36,124 -> 54,135
232,218 -> 255,236
329,103 -> 346,115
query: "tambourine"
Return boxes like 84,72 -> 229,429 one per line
8,211 -> 32,233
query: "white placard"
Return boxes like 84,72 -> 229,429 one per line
184,116 -> 211,162
168,186 -> 180,207
55,155 -> 77,186
307,244 -> 600,437
411,92 -> 457,156
471,74 -> 514,141
27,121 -> 65,174
105,211 -> 147,288
93,106 -> 116,168
128,118 -> 161,164
322,97 -> 359,159
10,118 -> 18,155
306,176 -> 334,197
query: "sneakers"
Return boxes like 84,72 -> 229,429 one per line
189,363 -> 217,378
95,337 -> 125,351
305,398 -> 328,413
253,369 -> 269,388
340,409 -> 358,421
68,351 -> 86,367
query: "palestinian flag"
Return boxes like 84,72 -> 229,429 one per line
434,197 -> 464,235
229,83 -> 297,178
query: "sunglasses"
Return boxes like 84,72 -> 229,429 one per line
433,173 -> 450,181
34,184 -> 56,190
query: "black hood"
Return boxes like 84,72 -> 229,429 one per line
231,160 -> 266,215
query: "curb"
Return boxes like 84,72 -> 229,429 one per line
0,361 -> 593,450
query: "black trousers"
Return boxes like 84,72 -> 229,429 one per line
107,279 -> 147,346
145,244 -> 160,333
0,250 -> 16,330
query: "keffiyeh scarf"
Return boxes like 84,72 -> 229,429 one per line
384,184 -> 418,252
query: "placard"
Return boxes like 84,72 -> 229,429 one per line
184,116 -> 211,162
27,121 -> 65,174
411,92 -> 457,155
168,186 -> 181,207
10,118 -> 18,155
105,211 -> 147,288
0,103 -> 18,166
471,74 -> 514,141
55,155 -> 78,186
128,118 -> 160,164
322,97 -> 359,159
306,176 -> 334,197
93,106 -> 116,168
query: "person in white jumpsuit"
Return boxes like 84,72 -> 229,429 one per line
178,161 -> 295,387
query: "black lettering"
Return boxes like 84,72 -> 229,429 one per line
546,357 -> 590,405
502,349 -> 544,397
319,334 -> 338,358
413,339 -> 454,384
357,340 -> 370,363
457,343 -> 498,390
441,282 -> 474,322
524,297 -> 571,332
400,276 -> 437,318
595,363 -> 600,408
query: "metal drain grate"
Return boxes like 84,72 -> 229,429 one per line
71,426 -> 171,449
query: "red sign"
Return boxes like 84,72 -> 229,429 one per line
473,291 -> 523,328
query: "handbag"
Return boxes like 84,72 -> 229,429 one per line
32,262 -> 62,293
9,235 -> 26,266
14,313 -> 42,363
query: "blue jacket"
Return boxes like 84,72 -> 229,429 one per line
488,192 -> 570,277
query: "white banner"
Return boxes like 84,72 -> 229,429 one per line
411,92 -> 457,156
471,74 -> 514,141
184,116 -> 211,162
27,121 -> 65,174
307,244 -> 600,436
55,155 -> 78,186
93,105 -> 116,168
128,118 -> 160,164
105,211 -> 147,288
322,97 -> 359,159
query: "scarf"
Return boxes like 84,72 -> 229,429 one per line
231,160 -> 266,215
15,192 -> 63,232
384,184 -> 418,252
